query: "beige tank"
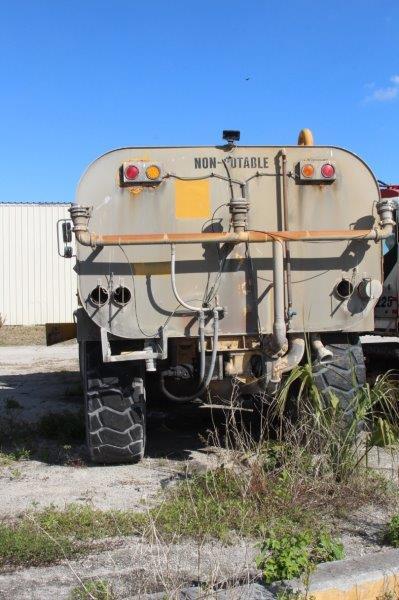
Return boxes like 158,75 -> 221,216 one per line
71,140 -> 388,340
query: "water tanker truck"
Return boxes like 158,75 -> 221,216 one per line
59,129 -> 395,464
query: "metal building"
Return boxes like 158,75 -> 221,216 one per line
0,203 -> 77,325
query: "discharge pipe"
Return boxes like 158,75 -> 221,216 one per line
266,335 -> 306,393
310,334 -> 333,363
69,202 -> 395,247
272,240 -> 288,355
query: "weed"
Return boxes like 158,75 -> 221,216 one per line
256,529 -> 343,583
0,504 -> 146,567
385,515 -> 399,547
277,592 -> 315,600
147,464 -> 386,541
69,579 -> 115,600
0,453 -> 14,467
9,468 -> 22,479
0,448 -> 30,466
275,366 -> 399,482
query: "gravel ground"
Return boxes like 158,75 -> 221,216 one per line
0,344 -> 218,515
0,344 -> 81,420
0,537 -> 260,600
0,343 -> 398,599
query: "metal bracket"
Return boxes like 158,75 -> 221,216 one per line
100,327 -> 168,364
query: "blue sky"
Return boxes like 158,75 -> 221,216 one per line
0,0 -> 398,202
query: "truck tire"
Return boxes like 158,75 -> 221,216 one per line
81,341 -> 146,464
312,334 -> 366,416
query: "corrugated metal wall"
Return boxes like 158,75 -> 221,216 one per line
0,204 -> 77,325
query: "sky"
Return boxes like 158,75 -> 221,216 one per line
0,0 -> 398,202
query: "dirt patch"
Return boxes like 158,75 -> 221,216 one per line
0,326 -> 77,347
0,326 -> 47,346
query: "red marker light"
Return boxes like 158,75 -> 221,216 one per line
124,165 -> 139,180
321,163 -> 335,178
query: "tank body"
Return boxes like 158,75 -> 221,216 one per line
75,145 -> 381,339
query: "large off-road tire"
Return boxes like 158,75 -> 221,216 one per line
312,334 -> 366,415
80,341 -> 146,464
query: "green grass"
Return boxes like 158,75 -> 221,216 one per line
69,579 -> 115,600
150,465 -> 392,542
0,469 -> 322,567
0,504 -> 146,567
0,448 -> 30,466
150,468 -> 315,541
0,459 -> 394,570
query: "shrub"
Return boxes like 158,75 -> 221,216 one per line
385,515 -> 399,547
256,529 -> 344,583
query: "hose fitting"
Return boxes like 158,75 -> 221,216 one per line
376,198 -> 396,227
229,197 -> 249,232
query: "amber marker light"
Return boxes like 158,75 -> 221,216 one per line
301,163 -> 315,178
146,165 -> 161,180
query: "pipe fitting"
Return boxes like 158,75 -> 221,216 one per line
229,197 -> 249,232
69,205 -> 91,230
377,198 -> 396,227
69,205 -> 94,246
311,334 -> 333,363
144,341 -> 157,372
266,335 -> 305,392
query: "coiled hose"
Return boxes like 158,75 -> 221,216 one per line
160,308 -> 220,402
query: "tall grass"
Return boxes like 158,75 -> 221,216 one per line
274,366 -> 399,481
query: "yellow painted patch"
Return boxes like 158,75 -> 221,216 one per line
132,262 -> 171,276
310,572 -> 399,600
175,179 -> 211,219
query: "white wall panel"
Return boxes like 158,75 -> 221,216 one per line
0,204 -> 77,325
